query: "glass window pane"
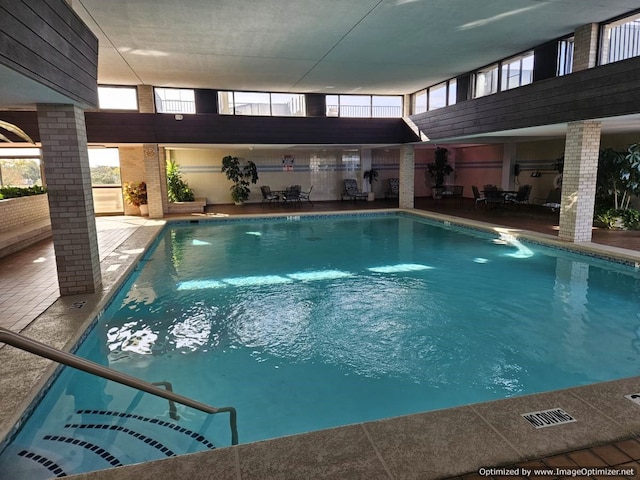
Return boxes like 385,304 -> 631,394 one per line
88,148 -> 121,185
475,64 -> 498,98
233,91 -> 270,116
372,96 -> 402,117
326,95 -> 339,116
155,88 -> 196,114
448,79 -> 457,105
271,93 -> 306,116
218,91 -> 234,115
413,90 -> 427,114
98,86 -> 138,110
428,83 -> 447,110
0,158 -> 42,186
339,95 -> 371,117
521,54 -> 534,85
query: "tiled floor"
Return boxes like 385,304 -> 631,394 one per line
3,199 -> 640,479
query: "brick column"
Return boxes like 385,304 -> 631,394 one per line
37,104 -> 102,295
558,121 -> 601,243
399,144 -> 415,209
573,23 -> 599,71
137,85 -> 155,113
143,144 -> 164,218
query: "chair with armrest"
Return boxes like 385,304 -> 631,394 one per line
299,186 -> 313,205
260,186 -> 279,203
542,189 -> 562,213
385,178 -> 399,199
341,179 -> 368,201
472,186 -> 486,209
282,185 -> 301,204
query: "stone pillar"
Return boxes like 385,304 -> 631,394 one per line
502,143 -> 516,190
399,144 -> 415,209
137,85 -> 156,113
573,23 -> 599,71
143,144 -> 164,219
558,121 -> 601,243
118,146 -> 145,216
37,104 -> 102,295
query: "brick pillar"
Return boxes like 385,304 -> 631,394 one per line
37,104 -> 102,295
137,85 -> 155,113
558,121 -> 601,243
118,146 -> 145,216
399,144 -> 415,209
573,23 -> 599,71
143,144 -> 164,218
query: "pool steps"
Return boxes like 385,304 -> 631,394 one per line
3,408 -> 215,478
0,327 -> 238,445
0,327 -> 234,478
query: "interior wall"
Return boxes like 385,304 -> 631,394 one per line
169,146 -> 402,204
515,139 -> 565,203
454,145 -> 504,197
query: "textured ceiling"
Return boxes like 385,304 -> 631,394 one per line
72,0 -> 639,95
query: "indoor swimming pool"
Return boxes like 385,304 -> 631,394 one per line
3,212 -> 640,479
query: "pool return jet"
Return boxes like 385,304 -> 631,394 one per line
0,327 -> 238,445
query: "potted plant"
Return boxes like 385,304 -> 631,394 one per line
167,159 -> 195,202
427,147 -> 453,199
221,155 -> 259,204
363,168 -> 379,201
123,181 -> 148,216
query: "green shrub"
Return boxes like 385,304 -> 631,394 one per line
167,159 -> 195,202
0,185 -> 47,199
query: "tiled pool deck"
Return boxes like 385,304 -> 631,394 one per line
2,201 -> 640,479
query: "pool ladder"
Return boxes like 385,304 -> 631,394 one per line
0,327 -> 238,445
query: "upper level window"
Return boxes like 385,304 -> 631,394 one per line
413,90 -> 427,114
448,79 -> 457,106
327,95 -> 402,118
97,86 -> 138,110
500,52 -> 533,91
474,64 -> 499,98
428,83 -> 447,110
372,96 -> 402,118
602,12 -> 640,64
557,37 -> 574,76
154,88 -> 196,114
218,91 -> 305,116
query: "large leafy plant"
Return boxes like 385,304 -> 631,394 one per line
123,182 -> 147,207
426,147 -> 453,187
221,155 -> 258,203
167,159 -> 195,202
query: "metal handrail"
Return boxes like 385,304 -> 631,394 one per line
0,327 -> 238,445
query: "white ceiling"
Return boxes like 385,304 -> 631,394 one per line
72,0 -> 639,95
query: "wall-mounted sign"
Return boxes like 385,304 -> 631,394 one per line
282,155 -> 294,172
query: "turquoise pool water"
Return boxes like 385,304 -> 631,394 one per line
3,213 -> 640,478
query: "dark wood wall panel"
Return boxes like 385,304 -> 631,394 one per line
0,0 -> 98,107
0,111 -> 420,145
411,55 -> 640,140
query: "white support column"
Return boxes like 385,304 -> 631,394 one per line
399,145 -> 415,209
558,121 -> 601,243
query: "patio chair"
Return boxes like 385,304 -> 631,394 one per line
260,186 -> 279,203
299,186 -> 313,205
505,184 -> 532,207
341,179 -> 368,201
472,185 -> 486,209
385,178 -> 399,199
282,185 -> 301,204
542,188 -> 562,212
483,185 -> 504,208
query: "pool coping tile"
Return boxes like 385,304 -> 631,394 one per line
363,405 -> 522,479
470,389 -> 635,462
